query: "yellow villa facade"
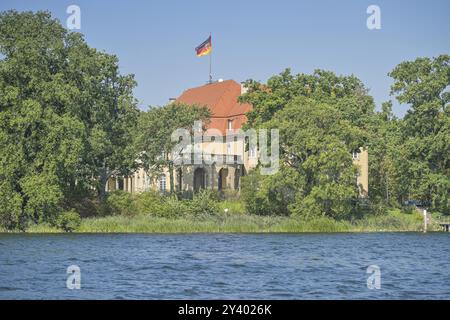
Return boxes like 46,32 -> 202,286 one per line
106,80 -> 369,196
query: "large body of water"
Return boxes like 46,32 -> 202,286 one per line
0,233 -> 449,299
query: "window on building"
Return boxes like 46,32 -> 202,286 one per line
227,119 -> 233,130
159,175 -> 166,192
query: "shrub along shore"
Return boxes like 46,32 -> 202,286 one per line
0,190 -> 438,233
23,212 -> 429,233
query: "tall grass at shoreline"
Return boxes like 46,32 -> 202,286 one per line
2,209 -> 431,233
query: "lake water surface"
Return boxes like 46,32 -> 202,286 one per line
0,233 -> 449,299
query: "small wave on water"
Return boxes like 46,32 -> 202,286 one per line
0,233 -> 449,299
0,286 -> 20,292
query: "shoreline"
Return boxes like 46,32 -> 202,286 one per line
0,231 -> 437,234
1,210 -> 434,234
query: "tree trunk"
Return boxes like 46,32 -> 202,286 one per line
98,169 -> 109,200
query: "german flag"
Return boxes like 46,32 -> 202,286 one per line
195,35 -> 212,56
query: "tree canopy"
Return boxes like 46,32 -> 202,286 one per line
0,11 -> 138,229
388,55 -> 449,212
0,10 -> 448,230
135,103 -> 210,193
240,59 -> 449,216
239,69 -> 374,218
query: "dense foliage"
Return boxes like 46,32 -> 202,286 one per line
0,11 -> 448,231
135,103 -> 211,193
0,11 -> 138,229
239,70 -> 372,218
387,56 -> 449,212
103,189 -> 220,219
239,58 -> 449,217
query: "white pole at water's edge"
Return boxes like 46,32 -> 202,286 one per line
423,209 -> 427,233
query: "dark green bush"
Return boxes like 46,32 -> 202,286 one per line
135,191 -> 189,218
161,196 -> 190,218
56,210 -> 81,232
241,169 -> 299,216
135,190 -> 164,215
106,190 -> 137,216
289,183 -> 357,220
187,189 -> 220,217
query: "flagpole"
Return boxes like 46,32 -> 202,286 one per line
209,32 -> 212,84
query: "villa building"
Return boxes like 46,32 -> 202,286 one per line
106,79 -> 369,196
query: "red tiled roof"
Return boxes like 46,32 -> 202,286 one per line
176,80 -> 252,134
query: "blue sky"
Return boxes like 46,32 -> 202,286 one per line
1,0 -> 449,116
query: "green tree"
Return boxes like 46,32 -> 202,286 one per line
365,101 -> 400,205
135,103 -> 210,193
239,69 -> 373,218
268,97 -> 361,218
0,11 -> 138,229
388,55 -> 449,212
0,11 -> 83,228
79,50 -> 139,199
240,68 -> 375,135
